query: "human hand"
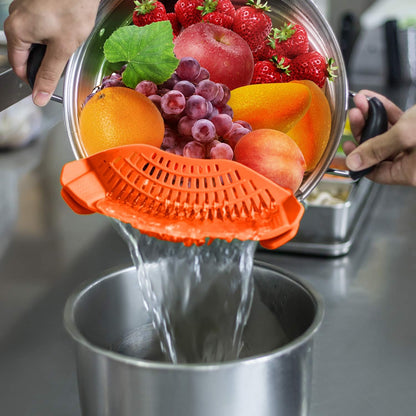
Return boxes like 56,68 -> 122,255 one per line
344,89 -> 416,186
4,0 -> 100,106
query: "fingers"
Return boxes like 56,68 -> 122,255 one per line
354,90 -> 403,125
3,17 -> 31,81
348,107 -> 365,141
365,150 -> 416,186
347,90 -> 405,164
31,41 -> 71,106
342,140 -> 357,156
345,125 -> 406,172
6,36 -> 69,106
7,44 -> 31,82
4,5 -> 71,107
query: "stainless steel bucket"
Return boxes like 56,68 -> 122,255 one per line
62,0 -> 348,200
64,260 -> 323,416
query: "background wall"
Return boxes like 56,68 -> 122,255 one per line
327,0 -> 376,37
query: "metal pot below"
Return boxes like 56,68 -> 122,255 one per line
64,260 -> 323,416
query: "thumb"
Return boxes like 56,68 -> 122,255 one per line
345,129 -> 401,171
32,42 -> 70,106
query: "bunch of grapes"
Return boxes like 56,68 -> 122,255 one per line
133,57 -> 252,160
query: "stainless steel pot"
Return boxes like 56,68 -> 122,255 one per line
26,0 -> 388,198
61,0 -> 349,200
64,260 -> 324,416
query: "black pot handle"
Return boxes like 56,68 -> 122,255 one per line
27,43 -> 63,104
327,93 -> 388,180
348,95 -> 388,180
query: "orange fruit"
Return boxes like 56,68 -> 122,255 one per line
79,86 -> 164,155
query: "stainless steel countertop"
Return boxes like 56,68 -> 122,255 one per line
0,91 -> 415,415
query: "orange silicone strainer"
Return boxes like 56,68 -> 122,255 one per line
60,144 -> 304,249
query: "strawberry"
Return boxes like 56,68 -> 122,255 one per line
252,28 -> 284,61
273,23 -> 309,58
132,0 -> 168,27
232,0 -> 272,52
290,51 -> 337,88
175,0 -> 235,29
251,56 -> 292,84
203,12 -> 234,29
199,0 -> 236,18
175,0 -> 204,28
167,12 -> 182,38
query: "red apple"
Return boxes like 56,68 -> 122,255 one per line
174,22 -> 254,90
234,129 -> 306,193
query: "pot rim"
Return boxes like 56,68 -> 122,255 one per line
63,259 -> 324,371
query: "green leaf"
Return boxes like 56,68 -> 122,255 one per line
103,21 -> 179,88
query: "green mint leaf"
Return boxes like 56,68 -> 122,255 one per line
103,21 -> 179,88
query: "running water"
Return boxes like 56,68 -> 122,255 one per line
113,220 -> 257,364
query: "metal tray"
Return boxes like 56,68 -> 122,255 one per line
262,178 -> 380,257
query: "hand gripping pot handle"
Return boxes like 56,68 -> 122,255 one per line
26,43 -> 63,104
349,95 -> 388,180
327,92 -> 388,181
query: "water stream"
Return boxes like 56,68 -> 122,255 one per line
113,220 -> 257,364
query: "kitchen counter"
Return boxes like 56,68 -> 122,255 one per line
0,90 -> 415,415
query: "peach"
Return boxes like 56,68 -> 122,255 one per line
234,129 -> 306,193
286,80 -> 332,171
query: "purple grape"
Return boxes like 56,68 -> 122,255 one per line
135,80 -> 157,96
195,80 -> 219,101
234,120 -> 253,131
176,57 -> 201,82
205,101 -> 214,118
224,124 -> 251,149
162,127 -> 181,149
209,142 -> 234,160
194,67 -> 210,83
163,112 -> 182,126
191,119 -> 216,143
208,106 -> 220,120
157,88 -> 170,96
148,94 -> 162,109
219,104 -> 234,118
162,73 -> 180,89
206,139 -> 221,153
212,83 -> 231,107
177,116 -> 197,137
220,84 -> 231,103
82,91 -> 96,107
101,72 -> 124,88
185,95 -> 209,119
166,146 -> 184,156
161,90 -> 186,115
174,80 -> 196,97
210,114 -> 233,137
211,85 -> 224,106
183,141 -> 206,159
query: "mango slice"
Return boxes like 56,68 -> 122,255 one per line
286,80 -> 332,171
228,83 -> 312,132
